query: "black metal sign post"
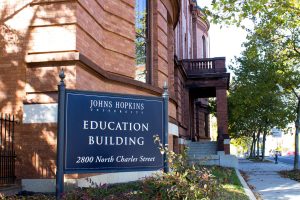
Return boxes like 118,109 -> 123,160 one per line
162,82 -> 169,173
56,70 -> 66,200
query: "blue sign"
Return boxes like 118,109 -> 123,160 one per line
64,90 -> 164,173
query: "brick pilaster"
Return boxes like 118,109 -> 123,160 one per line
216,87 -> 230,154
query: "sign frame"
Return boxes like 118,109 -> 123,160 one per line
63,89 -> 165,174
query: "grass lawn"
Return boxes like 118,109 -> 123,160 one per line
3,166 -> 249,200
212,166 -> 249,200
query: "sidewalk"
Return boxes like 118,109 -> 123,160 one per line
239,159 -> 300,200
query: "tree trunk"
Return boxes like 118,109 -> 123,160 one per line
250,132 -> 256,158
262,130 -> 267,161
294,98 -> 300,170
249,139 -> 254,158
253,133 -> 257,158
256,131 -> 261,158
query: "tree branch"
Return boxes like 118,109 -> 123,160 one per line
292,88 -> 299,99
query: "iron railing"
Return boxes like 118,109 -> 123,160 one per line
0,113 -> 17,185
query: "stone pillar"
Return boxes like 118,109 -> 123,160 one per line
216,87 -> 230,154
173,136 -> 179,154
168,134 -> 174,152
178,138 -> 186,154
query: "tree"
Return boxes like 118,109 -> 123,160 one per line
228,34 -> 296,160
205,0 -> 300,166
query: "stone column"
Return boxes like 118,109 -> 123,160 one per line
216,87 -> 230,154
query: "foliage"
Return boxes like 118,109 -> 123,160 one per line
279,169 -> 300,182
205,0 -> 300,34
205,0 -> 300,91
208,98 -> 217,117
228,38 -> 296,138
151,136 -> 222,199
4,140 -> 248,200
227,36 -> 297,159
205,0 -> 300,161
3,193 -> 55,200
209,0 -> 300,153
61,138 -> 224,199
231,136 -> 252,153
135,1 -> 147,66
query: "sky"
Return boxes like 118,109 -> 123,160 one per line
208,25 -> 248,66
197,1 -> 248,67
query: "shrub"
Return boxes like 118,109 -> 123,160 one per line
139,137 -> 222,199
61,137 -> 222,199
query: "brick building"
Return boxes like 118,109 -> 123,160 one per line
0,0 -> 231,192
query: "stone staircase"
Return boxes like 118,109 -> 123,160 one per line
0,185 -> 21,197
187,141 -> 217,158
186,140 -> 238,168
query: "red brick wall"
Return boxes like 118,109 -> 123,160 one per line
0,0 -> 180,180
76,0 -> 135,78
14,123 -> 57,179
174,67 -> 189,139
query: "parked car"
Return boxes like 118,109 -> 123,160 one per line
286,151 -> 295,156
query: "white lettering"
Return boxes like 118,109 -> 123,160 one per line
83,120 -> 88,129
137,137 -> 144,145
142,123 -> 148,131
116,137 -> 123,145
90,121 -> 98,129
108,122 -> 115,130
87,136 -> 144,146
82,121 -> 149,132
88,136 -> 94,145
133,123 -> 141,131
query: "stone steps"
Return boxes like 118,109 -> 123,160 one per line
0,184 -> 21,197
187,141 -> 217,157
186,141 -> 238,168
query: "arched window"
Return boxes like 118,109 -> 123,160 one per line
135,0 -> 151,83
202,35 -> 206,58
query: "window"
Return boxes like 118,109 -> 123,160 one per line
135,0 -> 150,83
202,35 -> 206,58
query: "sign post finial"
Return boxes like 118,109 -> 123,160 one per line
59,68 -> 65,85
163,81 -> 168,97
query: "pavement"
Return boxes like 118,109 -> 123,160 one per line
239,158 -> 300,200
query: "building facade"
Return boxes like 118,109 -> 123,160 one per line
0,0 -> 230,191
